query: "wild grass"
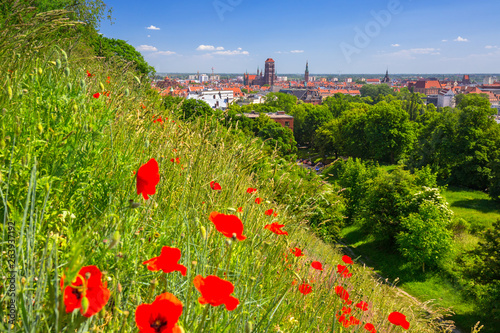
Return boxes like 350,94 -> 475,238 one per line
0,6 -> 457,333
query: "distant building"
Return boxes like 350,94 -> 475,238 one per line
410,78 -> 442,95
366,78 -> 380,85
462,74 -> 471,85
437,88 -> 456,108
483,76 -> 498,85
381,69 -> 391,84
187,90 -> 233,110
199,74 -> 209,83
304,61 -> 309,84
244,58 -> 277,87
279,88 -> 322,105
240,111 -> 294,130
210,75 -> 220,81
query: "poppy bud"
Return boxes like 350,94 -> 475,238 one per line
81,296 -> 89,314
200,226 -> 207,240
49,61 -> 56,66
64,67 -> 70,77
61,49 -> 67,62
79,79 -> 85,89
56,59 -> 62,69
7,85 -> 13,100
125,88 -> 130,96
227,207 -> 236,212
225,238 -> 232,247
21,277 -> 26,285
134,76 -> 141,85
99,82 -> 105,91
72,104 -> 78,113
109,231 -> 120,249
38,67 -> 43,75
245,321 -> 254,333
37,123 -> 43,134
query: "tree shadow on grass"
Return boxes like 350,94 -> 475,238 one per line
450,199 -> 500,214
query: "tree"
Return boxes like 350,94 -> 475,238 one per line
396,201 -> 453,272
360,84 -> 395,101
339,105 -> 370,159
364,101 -> 415,164
264,92 -> 297,112
323,93 -> 351,118
302,105 -> 333,145
258,121 -> 297,156
314,119 -> 343,159
179,99 -> 214,121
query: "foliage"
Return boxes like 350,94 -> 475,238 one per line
178,98 -> 217,121
258,121 -> 297,156
264,92 -> 297,112
360,83 -> 395,101
89,34 -> 155,75
396,201 -> 453,271
364,101 -> 415,164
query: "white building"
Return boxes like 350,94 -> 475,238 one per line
483,76 -> 498,85
188,74 -> 198,80
187,90 -> 234,110
210,75 -> 220,81
199,74 -> 209,83
437,88 -> 456,108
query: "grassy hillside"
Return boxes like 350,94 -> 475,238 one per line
0,6 -> 464,333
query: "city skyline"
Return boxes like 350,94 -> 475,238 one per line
99,0 -> 500,74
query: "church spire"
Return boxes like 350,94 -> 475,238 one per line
304,60 -> 309,84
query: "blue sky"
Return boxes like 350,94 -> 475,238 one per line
98,0 -> 500,74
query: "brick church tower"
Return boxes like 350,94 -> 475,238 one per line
304,61 -> 309,84
264,58 -> 275,86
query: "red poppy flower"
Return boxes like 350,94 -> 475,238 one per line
337,264 -> 353,278
209,212 -> 246,240
342,255 -> 353,265
388,311 -> 410,330
135,292 -> 183,333
86,70 -> 93,77
264,209 -> 273,216
237,207 -> 243,213
364,323 -> 377,333
298,283 -> 312,295
264,222 -> 288,235
210,181 -> 222,190
93,92 -> 100,99
355,301 -> 368,311
136,158 -> 160,200
246,187 -> 257,194
290,247 -> 304,257
273,212 -> 278,217
106,76 -> 110,84
61,265 -> 110,317
170,157 -> 180,164
153,117 -> 163,123
193,275 -> 239,311
255,197 -> 262,204
335,285 -> 350,302
143,246 -> 187,276
311,261 -> 323,271
291,279 -> 297,286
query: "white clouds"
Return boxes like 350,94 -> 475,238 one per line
136,45 -> 158,52
383,48 -> 440,59
485,45 -> 498,49
196,45 -> 224,51
147,35 -> 151,38
155,51 -> 176,55
197,45 -> 248,55
290,50 -> 304,53
391,44 -> 400,47
441,39 -> 448,42
146,25 -> 160,30
454,36 -> 468,42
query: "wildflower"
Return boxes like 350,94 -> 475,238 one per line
61,265 -> 110,317
135,292 -> 183,333
86,70 -> 93,77
255,197 -> 262,204
264,209 -> 273,216
237,207 -> 243,213
291,279 -> 297,286
209,212 -> 246,240
136,158 -> 160,200
264,222 -> 288,235
153,117 -> 163,123
170,157 -> 180,164
246,187 -> 257,194
355,301 -> 368,311
298,283 -> 312,295
273,212 -> 278,217
388,311 -> 410,330
143,246 -> 187,276
193,275 -> 239,311
342,255 -> 353,265
290,247 -> 304,257
311,261 -> 323,271
210,181 -> 222,190
93,92 -> 100,99
106,76 -> 110,84
337,264 -> 352,278
334,285 -> 350,302
364,323 -> 377,333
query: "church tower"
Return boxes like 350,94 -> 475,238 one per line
264,58 -> 275,86
304,61 -> 309,84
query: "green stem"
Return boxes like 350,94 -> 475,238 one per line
197,305 -> 210,333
